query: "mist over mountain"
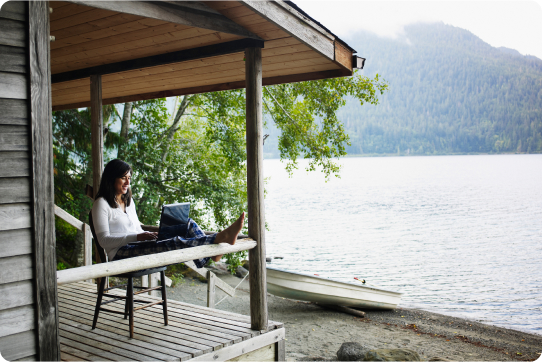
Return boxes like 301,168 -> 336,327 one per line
264,22 -> 542,157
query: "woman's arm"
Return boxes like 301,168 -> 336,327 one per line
127,199 -> 157,240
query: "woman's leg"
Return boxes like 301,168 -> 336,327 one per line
114,213 -> 245,267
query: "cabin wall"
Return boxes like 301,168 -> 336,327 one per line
0,1 -> 58,360
0,2 -> 37,361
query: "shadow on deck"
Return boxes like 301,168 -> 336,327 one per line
58,282 -> 284,361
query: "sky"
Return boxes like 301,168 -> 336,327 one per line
1,0 -> 540,59
295,0 -> 542,60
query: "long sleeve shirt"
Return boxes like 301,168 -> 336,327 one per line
91,197 -> 144,261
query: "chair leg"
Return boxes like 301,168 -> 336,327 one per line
160,271 -> 168,326
92,276 -> 106,330
127,277 -> 134,338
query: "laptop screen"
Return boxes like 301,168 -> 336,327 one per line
159,202 -> 190,231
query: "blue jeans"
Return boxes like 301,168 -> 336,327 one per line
113,218 -> 216,268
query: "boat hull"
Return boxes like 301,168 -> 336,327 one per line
266,267 -> 402,310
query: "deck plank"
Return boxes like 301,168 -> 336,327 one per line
60,351 -> 87,361
59,301 -> 213,355
58,282 -> 284,361
59,286 -> 257,337
68,280 -> 283,330
59,301 -> 212,356
59,288 -> 243,344
59,295 -> 222,351
71,281 -> 254,324
59,336 -> 131,361
60,320 -> 180,361
60,344 -> 113,361
59,313 -> 191,360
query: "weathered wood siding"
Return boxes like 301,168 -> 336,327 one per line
0,1 -> 58,360
0,2 -> 36,361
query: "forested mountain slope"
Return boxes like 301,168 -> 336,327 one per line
337,22 -> 542,155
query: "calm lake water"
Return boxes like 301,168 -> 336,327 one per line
263,154 -> 542,336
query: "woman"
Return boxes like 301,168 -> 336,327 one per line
91,159 -> 244,268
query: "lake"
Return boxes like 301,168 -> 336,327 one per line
263,154 -> 542,336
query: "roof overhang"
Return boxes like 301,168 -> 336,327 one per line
50,0 -> 358,111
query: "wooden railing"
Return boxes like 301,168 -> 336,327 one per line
56,239 -> 256,284
54,205 -> 92,282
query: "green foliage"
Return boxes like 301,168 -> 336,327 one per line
164,264 -> 186,287
57,262 -> 67,271
169,274 -> 184,287
336,23 -> 542,155
52,106 -> 118,267
124,98 -> 247,230
52,72 -> 387,269
263,75 -> 387,178
223,250 -> 248,274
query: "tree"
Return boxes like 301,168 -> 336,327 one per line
52,105 -> 118,267
52,72 -> 387,270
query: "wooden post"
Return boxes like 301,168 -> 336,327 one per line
207,270 -> 216,308
245,46 -> 268,331
150,273 -> 159,297
141,274 -> 149,294
275,340 -> 286,361
29,1 -> 60,359
83,224 -> 92,283
90,74 -> 103,197
91,74 -> 104,289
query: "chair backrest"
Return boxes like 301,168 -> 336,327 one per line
89,211 -> 108,263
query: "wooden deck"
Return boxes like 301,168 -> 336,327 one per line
58,282 -> 284,361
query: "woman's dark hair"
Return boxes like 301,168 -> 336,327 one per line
95,159 -> 133,208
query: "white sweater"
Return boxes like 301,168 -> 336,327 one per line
91,197 -> 144,261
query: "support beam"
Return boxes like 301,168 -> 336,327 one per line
29,1 -> 60,360
207,271 -> 216,309
52,69 -> 350,112
184,260 -> 235,297
65,1 -> 260,40
245,47 -> 268,331
52,39 -> 264,84
242,1 -> 335,60
90,74 -> 103,198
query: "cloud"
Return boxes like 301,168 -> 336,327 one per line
296,1 -> 542,59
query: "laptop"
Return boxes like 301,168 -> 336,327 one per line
129,202 -> 190,245
157,202 -> 190,238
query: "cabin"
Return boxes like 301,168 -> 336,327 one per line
0,1 -> 361,360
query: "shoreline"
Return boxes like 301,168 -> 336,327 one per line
263,152 -> 542,159
166,270 -> 542,361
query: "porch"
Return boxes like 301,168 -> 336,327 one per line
58,282 -> 284,361
0,1 -> 359,360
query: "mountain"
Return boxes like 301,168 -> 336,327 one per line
263,22 -> 542,158
337,22 -> 542,155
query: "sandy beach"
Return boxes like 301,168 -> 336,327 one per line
165,266 -> 542,361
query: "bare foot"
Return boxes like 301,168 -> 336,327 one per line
215,212 -> 245,245
212,213 -> 245,262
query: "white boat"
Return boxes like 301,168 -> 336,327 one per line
266,267 -> 402,310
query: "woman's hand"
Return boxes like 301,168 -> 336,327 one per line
136,232 -> 158,241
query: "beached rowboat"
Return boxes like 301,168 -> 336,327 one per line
266,267 -> 402,310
